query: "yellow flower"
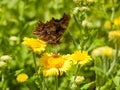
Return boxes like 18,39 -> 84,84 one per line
102,47 -> 114,56
40,53 -> 72,76
105,20 -> 111,29
16,73 -> 28,83
71,50 -> 92,65
108,30 -> 120,42
22,37 -> 46,53
114,17 -> 120,26
92,46 -> 115,58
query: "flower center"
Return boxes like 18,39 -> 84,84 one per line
47,54 -> 65,69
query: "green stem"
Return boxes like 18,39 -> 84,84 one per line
95,57 -> 104,90
73,14 -> 82,38
73,14 -> 84,50
68,29 -> 79,49
111,0 -> 115,22
94,58 -> 99,90
2,80 -> 8,90
101,2 -> 110,20
32,52 -> 43,90
33,52 -> 37,73
55,76 -> 58,90
74,64 -> 80,82
73,15 -> 81,30
2,71 -> 4,82
102,56 -> 107,73
43,78 -> 49,90
106,43 -> 118,76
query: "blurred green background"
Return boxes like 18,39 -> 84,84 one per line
0,0 -> 74,54
0,0 -> 120,90
0,0 -> 75,90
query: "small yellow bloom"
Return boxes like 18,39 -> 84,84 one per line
92,46 -> 115,58
22,37 -> 46,53
40,53 -> 72,76
108,30 -> 120,42
102,47 -> 114,56
114,17 -> 120,26
16,73 -> 28,83
105,20 -> 111,29
71,50 -> 92,65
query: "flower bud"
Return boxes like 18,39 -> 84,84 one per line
0,61 -> 7,68
108,30 -> 120,43
92,46 -> 115,58
16,73 -> 28,83
82,20 -> 92,28
73,7 -> 80,14
0,55 -> 12,62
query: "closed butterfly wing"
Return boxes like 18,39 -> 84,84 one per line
33,14 -> 70,45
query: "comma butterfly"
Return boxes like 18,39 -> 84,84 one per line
33,14 -> 70,45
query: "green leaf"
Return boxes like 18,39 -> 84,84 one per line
116,85 -> 120,90
94,66 -> 105,74
113,76 -> 120,86
15,69 -> 24,76
81,81 -> 94,90
117,70 -> 120,76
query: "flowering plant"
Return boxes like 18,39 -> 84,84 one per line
0,0 -> 120,90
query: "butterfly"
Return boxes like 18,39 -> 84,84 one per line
33,14 -> 70,45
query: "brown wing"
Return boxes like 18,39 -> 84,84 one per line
33,14 -> 70,45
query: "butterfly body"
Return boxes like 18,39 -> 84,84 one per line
33,14 -> 70,45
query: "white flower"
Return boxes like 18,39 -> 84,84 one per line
87,0 -> 94,3
71,83 -> 77,89
73,0 -> 81,3
71,76 -> 85,84
94,21 -> 101,28
82,20 -> 93,27
79,6 -> 90,11
0,55 -> 12,61
92,46 -> 115,58
73,7 -> 80,14
9,36 -> 18,41
0,61 -> 7,68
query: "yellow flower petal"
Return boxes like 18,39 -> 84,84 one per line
114,17 -> 120,26
108,30 -> 120,42
71,50 -> 92,65
16,73 -> 28,83
40,53 -> 72,76
92,46 -> 115,58
22,37 -> 46,53
105,20 -> 111,29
